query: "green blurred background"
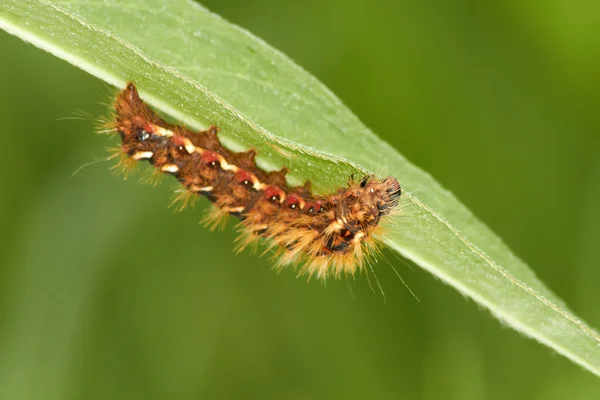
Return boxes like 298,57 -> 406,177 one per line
1,0 -> 600,398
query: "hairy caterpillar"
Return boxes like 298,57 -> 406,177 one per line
106,83 -> 401,278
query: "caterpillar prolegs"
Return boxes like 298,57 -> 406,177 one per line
108,83 -> 401,278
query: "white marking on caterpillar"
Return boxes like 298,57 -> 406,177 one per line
132,151 -> 153,160
161,164 -> 179,173
154,126 -> 174,137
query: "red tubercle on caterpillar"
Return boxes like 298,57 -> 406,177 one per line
263,186 -> 284,203
234,169 -> 254,186
106,82 -> 402,279
284,194 -> 304,210
306,201 -> 323,214
200,150 -> 220,166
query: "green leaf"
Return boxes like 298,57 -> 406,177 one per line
1,0 -> 599,376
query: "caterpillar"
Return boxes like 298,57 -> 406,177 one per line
107,83 -> 401,278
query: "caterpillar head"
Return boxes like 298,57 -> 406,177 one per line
359,175 -> 401,217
